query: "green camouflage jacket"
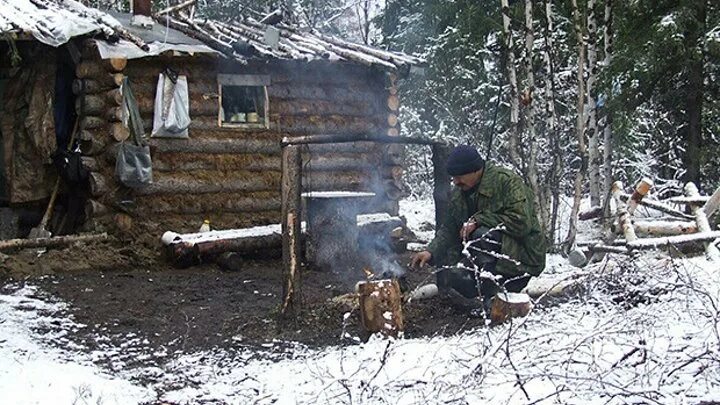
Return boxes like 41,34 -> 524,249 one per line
427,164 -> 546,277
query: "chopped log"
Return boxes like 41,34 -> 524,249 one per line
612,181 -> 637,242
387,113 -> 398,127
684,182 -> 720,260
619,193 -> 694,220
89,172 -> 109,197
111,123 -> 130,142
281,145 -> 303,315
387,127 -> 400,137
76,90 -> 123,116
387,95 -> 399,112
702,185 -> 720,219
156,0 -> 197,16
106,107 -> 123,122
626,231 -> 720,251
629,220 -> 698,237
104,58 -> 127,73
0,233 -> 109,251
357,279 -> 404,338
168,233 -> 282,267
490,292 -> 532,325
85,199 -> 109,218
627,178 -> 653,215
432,144 -> 451,230
667,196 -> 710,205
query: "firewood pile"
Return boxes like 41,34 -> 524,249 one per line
577,178 -> 720,263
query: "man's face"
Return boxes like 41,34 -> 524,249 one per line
451,170 -> 483,191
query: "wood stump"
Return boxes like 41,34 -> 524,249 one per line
490,292 -> 533,325
357,279 -> 404,337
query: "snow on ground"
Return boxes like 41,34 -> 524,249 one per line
2,198 -> 720,404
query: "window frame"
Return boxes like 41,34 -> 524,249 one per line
217,74 -> 270,129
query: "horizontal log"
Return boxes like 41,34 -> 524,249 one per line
80,116 -> 107,130
111,123 -> 130,142
124,76 -> 218,96
625,220 -> 698,237
619,193 -> 694,220
124,61 -> 219,79
89,172 -> 110,197
80,156 -> 99,171
272,99 -> 378,116
132,169 -> 372,196
272,115 -> 382,135
627,231 -> 720,250
76,89 -> 123,115
135,191 -> 281,214
79,134 -> 107,156
156,211 -> 282,234
168,231 -> 282,267
85,199 -> 109,218
267,84 -> 384,105
135,93 -> 218,116
151,153 -> 281,172
148,138 -> 280,154
104,58 -> 127,72
0,233 -> 109,251
76,61 -> 106,79
72,75 -> 124,95
306,142 -> 378,154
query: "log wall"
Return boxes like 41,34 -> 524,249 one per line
78,49 -> 402,232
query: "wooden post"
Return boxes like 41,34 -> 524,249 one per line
431,144 -> 450,230
281,145 -> 303,314
612,181 -> 637,243
684,182 -> 720,261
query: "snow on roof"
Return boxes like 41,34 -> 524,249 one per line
0,1 -> 424,71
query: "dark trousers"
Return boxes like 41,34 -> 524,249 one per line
436,227 -> 531,299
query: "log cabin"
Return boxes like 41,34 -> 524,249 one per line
0,0 -> 423,238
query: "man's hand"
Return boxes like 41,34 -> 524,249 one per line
410,251 -> 432,269
460,218 -> 478,242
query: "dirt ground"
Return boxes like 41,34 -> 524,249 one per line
0,234 -> 486,368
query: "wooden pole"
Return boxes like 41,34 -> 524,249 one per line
281,145 -> 303,315
0,233 -> 109,251
431,144 -> 450,230
684,182 -> 720,261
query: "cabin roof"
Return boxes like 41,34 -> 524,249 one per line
0,0 -> 423,72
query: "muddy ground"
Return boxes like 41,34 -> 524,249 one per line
0,235 -> 486,370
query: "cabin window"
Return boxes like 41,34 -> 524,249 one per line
218,74 -> 270,129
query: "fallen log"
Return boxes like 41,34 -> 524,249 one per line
619,193 -> 693,220
626,231 -> 720,251
616,220 -> 698,237
0,233 -> 109,251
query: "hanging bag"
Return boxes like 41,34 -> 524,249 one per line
116,77 -> 153,188
151,70 -> 191,138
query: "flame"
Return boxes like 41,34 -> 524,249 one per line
362,267 -> 375,280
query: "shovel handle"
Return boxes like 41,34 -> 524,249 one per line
38,178 -> 61,229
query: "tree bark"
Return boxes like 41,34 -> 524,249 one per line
501,0 -> 522,169
543,0 -> 562,247
586,0 -> 601,207
600,0 -> 615,220
565,0 -> 588,248
281,145 -> 302,315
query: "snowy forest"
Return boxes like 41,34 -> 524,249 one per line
83,0 -> 720,248
1,0 -> 720,404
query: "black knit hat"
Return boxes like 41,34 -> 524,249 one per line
447,145 -> 485,176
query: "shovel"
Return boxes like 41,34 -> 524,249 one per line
28,179 -> 60,239
28,119 -> 79,239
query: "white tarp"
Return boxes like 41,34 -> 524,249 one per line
94,39 -> 217,60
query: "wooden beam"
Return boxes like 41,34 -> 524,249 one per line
281,133 -> 438,146
281,145 -> 302,315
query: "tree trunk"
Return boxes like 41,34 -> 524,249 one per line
684,182 -> 720,260
565,0 -> 588,248
524,0 -> 546,233
586,0 -> 601,207
543,0 -> 562,247
501,0 -> 522,169
601,0 -> 615,220
611,181 -> 637,243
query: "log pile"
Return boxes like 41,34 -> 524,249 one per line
580,178 -> 720,261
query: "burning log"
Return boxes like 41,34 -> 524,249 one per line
489,292 -> 533,325
357,279 -> 404,338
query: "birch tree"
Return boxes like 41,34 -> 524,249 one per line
501,0 -> 522,169
586,0 -> 601,207
543,0 -> 562,245
600,0 -> 614,218
566,0 -> 588,248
